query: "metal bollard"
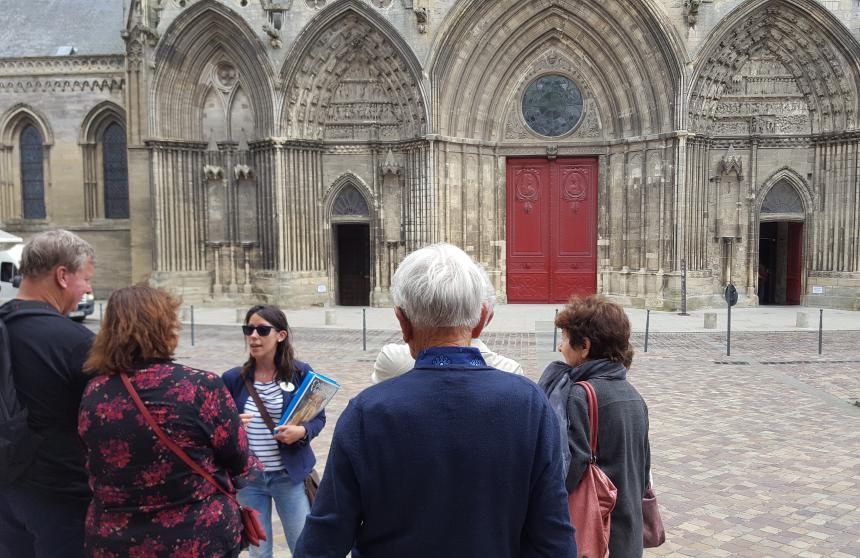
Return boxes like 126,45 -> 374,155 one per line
644,309 -> 651,353
679,259 -> 689,316
190,305 -> 195,347
818,308 -> 823,355
362,308 -> 367,352
552,309 -> 559,351
726,298 -> 732,357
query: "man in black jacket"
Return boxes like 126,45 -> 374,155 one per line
0,230 -> 95,558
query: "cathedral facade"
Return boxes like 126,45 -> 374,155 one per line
1,0 -> 859,309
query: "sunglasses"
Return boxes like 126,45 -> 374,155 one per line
242,325 -> 278,337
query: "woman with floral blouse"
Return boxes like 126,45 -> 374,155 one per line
78,285 -> 257,558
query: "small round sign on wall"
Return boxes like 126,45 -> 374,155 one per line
725,283 -> 738,307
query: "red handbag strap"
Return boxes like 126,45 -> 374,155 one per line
575,381 -> 599,457
119,372 -> 239,506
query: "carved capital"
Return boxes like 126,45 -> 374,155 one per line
234,165 -> 254,180
204,165 -> 225,180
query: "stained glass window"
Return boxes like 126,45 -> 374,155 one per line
103,122 -> 129,219
20,125 -> 46,219
522,75 -> 583,137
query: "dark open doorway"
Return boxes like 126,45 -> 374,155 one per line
758,221 -> 803,305
336,223 -> 370,306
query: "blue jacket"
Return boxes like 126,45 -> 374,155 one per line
222,360 -> 325,482
294,346 -> 576,558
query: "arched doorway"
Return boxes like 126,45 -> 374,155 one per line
758,181 -> 805,305
331,184 -> 371,306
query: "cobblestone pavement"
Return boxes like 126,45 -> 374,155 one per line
115,324 -> 860,557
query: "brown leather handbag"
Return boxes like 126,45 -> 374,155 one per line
121,373 -> 266,548
568,381 -> 617,558
304,468 -> 320,504
642,484 -> 666,547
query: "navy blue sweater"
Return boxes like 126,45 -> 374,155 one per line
294,346 -> 576,558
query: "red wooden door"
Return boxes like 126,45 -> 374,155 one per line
786,222 -> 803,305
506,158 -> 598,303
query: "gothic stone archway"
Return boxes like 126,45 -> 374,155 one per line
758,180 -> 806,305
330,184 -> 372,306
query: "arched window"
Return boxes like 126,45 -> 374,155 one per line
20,125 -> 46,219
102,122 -> 129,218
332,184 -> 369,218
761,181 -> 804,216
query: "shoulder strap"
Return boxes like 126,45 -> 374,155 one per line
242,374 -> 277,432
575,380 -> 599,458
119,372 -> 239,505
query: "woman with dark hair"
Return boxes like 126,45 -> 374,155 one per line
78,285 -> 256,557
538,295 -> 651,557
222,304 -> 325,557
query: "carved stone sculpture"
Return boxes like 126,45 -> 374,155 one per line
204,165 -> 224,180
686,0 -> 703,28
234,164 -> 254,180
263,23 -> 282,49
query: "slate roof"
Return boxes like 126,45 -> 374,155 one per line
0,0 -> 126,58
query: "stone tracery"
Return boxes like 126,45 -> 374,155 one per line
151,3 -> 275,141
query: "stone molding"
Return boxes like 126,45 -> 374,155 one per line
0,56 -> 125,77
0,79 -> 124,94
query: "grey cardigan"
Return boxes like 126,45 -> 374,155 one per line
539,359 -> 651,558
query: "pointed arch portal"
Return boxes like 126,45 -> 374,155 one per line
330,183 -> 371,306
758,181 -> 806,305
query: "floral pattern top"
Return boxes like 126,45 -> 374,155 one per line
78,360 -> 257,558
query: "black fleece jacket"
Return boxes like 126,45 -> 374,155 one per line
0,299 -> 94,499
539,359 -> 651,558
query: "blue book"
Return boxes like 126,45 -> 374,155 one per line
277,370 -> 340,427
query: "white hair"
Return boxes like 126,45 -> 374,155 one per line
478,266 -> 497,314
391,243 -> 484,329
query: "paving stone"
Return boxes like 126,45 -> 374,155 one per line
88,324 -> 858,558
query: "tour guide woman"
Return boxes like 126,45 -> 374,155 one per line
539,295 -> 651,557
222,304 -> 326,557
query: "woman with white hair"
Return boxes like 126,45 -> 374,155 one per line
295,243 -> 575,558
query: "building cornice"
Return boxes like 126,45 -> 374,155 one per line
0,55 -> 125,78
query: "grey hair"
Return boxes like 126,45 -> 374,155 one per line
20,229 -> 95,279
391,243 -> 484,329
478,266 -> 497,314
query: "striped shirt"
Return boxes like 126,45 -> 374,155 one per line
244,380 -> 284,471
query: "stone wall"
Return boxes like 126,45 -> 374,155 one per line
0,55 -> 131,294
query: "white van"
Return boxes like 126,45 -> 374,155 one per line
0,241 -> 23,302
